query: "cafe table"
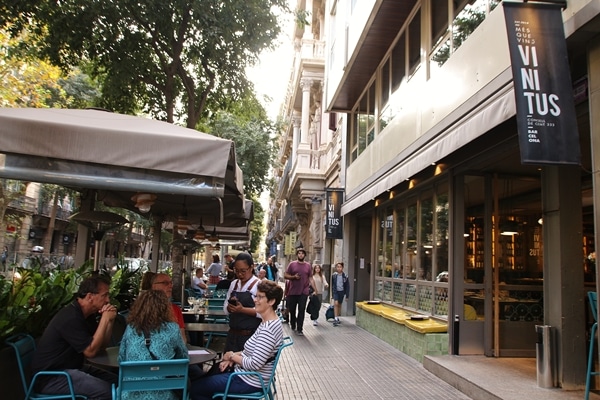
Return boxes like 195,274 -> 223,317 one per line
87,344 -> 217,369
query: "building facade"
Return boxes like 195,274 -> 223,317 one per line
266,0 -> 344,281
322,0 -> 599,391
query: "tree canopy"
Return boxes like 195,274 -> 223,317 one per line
2,0 -> 289,128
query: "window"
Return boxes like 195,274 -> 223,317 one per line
408,9 -> 421,74
430,0 -> 501,69
374,181 -> 450,318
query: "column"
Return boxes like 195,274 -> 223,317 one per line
292,113 -> 301,168
298,78 -> 312,168
542,165 -> 585,389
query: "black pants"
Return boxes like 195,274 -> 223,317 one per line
286,294 -> 308,332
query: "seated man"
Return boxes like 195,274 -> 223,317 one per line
192,267 -> 208,296
31,275 -> 118,400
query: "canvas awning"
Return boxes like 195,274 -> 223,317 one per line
0,108 -> 249,233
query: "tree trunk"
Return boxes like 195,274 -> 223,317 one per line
42,193 -> 59,253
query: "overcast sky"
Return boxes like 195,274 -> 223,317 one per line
246,6 -> 295,121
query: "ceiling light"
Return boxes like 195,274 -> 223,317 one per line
131,193 -> 156,213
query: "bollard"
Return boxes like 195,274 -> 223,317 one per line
535,325 -> 555,387
453,314 -> 460,355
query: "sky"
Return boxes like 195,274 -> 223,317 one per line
246,6 -> 295,121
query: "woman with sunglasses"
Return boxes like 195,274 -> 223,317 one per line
223,252 -> 262,352
191,280 -> 284,400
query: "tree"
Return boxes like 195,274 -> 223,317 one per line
0,28 -> 100,108
3,0 -> 289,128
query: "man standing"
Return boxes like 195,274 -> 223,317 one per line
31,275 -> 118,400
261,256 -> 278,281
223,253 -> 235,274
284,248 -> 316,336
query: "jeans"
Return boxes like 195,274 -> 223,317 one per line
38,364 -> 118,400
190,371 -> 260,400
286,294 -> 308,332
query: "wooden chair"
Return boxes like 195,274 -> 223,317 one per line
211,336 -> 293,400
586,291 -> 599,400
5,333 -> 87,400
112,358 -> 189,400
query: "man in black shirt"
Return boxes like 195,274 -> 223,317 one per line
32,275 -> 118,399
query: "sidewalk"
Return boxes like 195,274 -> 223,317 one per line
275,307 -> 471,400
274,304 -> 599,400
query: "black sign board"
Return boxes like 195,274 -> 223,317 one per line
326,189 -> 344,239
503,2 -> 580,165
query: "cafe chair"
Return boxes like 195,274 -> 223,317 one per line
212,336 -> 293,400
586,291 -> 599,400
5,333 -> 87,400
112,358 -> 189,400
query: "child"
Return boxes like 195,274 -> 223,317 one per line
331,262 -> 349,326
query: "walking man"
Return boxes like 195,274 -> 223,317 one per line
284,248 -> 316,336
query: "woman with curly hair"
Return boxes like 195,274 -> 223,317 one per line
119,289 -> 188,400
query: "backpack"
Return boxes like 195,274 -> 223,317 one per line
325,305 -> 335,321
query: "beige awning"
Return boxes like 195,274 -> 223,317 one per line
0,108 -> 248,230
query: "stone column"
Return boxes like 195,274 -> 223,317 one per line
298,78 -> 313,168
292,113 -> 301,167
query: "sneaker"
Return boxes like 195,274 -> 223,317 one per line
312,320 -> 318,326
296,330 -> 304,336
333,321 -> 340,326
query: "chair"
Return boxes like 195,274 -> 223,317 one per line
112,358 -> 189,400
586,291 -> 599,400
5,333 -> 87,400
212,336 -> 293,400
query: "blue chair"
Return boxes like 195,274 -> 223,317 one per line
112,358 -> 189,400
586,291 -> 599,400
212,336 -> 293,400
5,333 -> 87,400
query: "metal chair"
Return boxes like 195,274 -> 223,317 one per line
212,336 -> 293,400
586,291 -> 599,400
5,333 -> 87,400
112,358 -> 189,400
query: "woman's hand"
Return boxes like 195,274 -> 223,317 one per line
226,302 -> 243,313
219,360 -> 234,372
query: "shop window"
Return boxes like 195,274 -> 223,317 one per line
430,0 -> 501,70
408,9 -> 421,75
419,195 -> 433,281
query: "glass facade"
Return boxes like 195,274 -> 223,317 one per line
374,180 -> 449,318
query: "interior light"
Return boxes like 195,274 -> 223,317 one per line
131,193 -> 156,213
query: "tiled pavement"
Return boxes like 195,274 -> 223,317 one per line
274,310 -> 472,400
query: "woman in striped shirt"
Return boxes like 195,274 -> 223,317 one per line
191,280 -> 284,400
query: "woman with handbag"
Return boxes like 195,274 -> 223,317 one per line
307,264 -> 329,326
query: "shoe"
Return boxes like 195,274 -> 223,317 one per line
296,330 -> 304,336
333,319 -> 340,326
313,320 -> 318,326
290,324 -> 296,330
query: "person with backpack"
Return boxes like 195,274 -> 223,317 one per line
331,262 -> 349,326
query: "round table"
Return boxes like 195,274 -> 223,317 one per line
87,345 -> 217,368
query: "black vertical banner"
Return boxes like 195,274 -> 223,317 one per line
503,2 -> 580,165
326,189 -> 344,239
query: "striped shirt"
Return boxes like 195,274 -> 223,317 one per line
236,318 -> 283,388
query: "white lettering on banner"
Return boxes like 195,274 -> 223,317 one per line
517,44 -> 561,117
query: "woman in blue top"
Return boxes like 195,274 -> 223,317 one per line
191,280 -> 284,400
119,289 -> 188,400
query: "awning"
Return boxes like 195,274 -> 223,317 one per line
341,83 -> 516,216
0,108 -> 249,231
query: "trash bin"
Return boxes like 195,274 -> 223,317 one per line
535,325 -> 555,388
